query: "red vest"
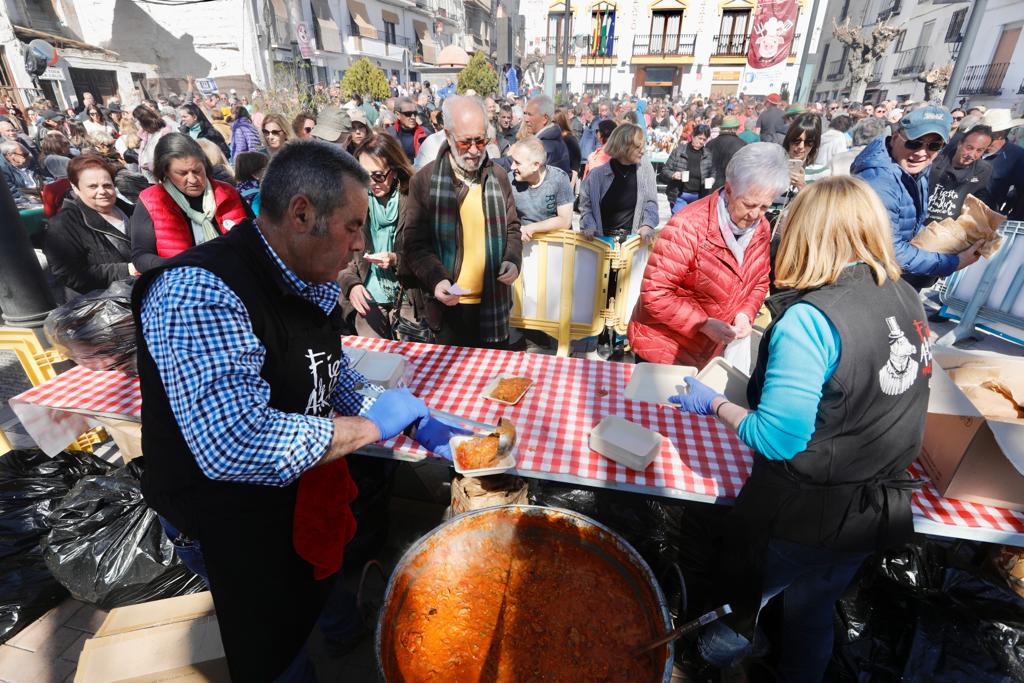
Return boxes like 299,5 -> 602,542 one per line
139,180 -> 249,258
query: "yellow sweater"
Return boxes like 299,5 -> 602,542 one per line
454,183 -> 485,304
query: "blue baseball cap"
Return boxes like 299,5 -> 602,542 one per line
899,105 -> 953,142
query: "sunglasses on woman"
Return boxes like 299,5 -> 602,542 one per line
262,128 -> 284,137
902,135 -> 944,152
368,168 -> 392,183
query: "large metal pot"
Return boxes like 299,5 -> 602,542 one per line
376,505 -> 675,682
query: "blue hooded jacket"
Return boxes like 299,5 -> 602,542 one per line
852,135 -> 959,278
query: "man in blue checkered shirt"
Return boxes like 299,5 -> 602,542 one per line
131,141 -> 461,682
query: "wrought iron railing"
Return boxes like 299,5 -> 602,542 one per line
713,33 -> 748,56
892,46 -> 928,77
632,33 -> 697,57
958,63 -> 1010,96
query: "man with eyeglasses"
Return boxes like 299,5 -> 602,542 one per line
853,105 -> 984,290
387,96 -> 427,162
402,95 -> 522,350
1,140 -> 43,206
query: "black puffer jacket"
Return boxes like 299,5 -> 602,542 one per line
44,195 -> 134,294
659,142 -> 713,206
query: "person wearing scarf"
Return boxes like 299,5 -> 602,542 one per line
401,96 -> 523,349
339,134 -> 414,338
130,133 -> 248,273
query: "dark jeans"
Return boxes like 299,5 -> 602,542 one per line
436,303 -> 509,350
157,515 -> 362,683
697,537 -> 869,682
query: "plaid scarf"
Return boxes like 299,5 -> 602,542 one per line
430,144 -> 511,342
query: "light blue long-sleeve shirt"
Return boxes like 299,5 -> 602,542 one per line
737,303 -> 841,460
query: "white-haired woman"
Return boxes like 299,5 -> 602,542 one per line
672,176 -> 930,683
628,142 -> 790,367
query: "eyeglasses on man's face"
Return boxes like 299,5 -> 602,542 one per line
453,137 -> 487,152
399,109 -> 417,117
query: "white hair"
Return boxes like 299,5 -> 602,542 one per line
442,95 -> 488,134
726,142 -> 790,196
0,140 -> 25,157
528,94 -> 555,121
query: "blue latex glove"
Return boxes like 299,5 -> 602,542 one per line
363,388 -> 430,441
668,377 -> 725,416
414,415 -> 473,460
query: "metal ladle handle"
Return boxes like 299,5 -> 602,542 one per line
632,604 -> 732,656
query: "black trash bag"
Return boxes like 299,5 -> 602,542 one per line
44,279 -> 137,375
828,539 -> 1024,683
901,564 -> 1024,682
0,449 -> 113,643
41,458 -> 205,610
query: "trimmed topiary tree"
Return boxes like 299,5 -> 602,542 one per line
457,52 -> 498,97
341,57 -> 391,100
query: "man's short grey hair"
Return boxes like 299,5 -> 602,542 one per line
510,136 -> 547,164
397,96 -> 416,112
0,140 -> 25,157
528,94 -> 555,121
259,140 -> 369,236
852,117 -> 889,147
442,95 -> 487,134
726,142 -> 789,196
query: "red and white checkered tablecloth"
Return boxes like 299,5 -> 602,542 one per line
346,337 -> 1024,546
8,338 -> 1024,545
9,366 -> 140,455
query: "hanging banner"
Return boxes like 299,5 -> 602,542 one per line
746,0 -> 798,70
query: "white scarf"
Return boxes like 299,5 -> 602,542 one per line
716,193 -> 756,267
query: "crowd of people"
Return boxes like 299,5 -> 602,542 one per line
2,78 -> 1023,682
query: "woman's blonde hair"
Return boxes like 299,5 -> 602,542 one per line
195,138 -> 233,178
775,175 -> 901,290
603,123 -> 644,163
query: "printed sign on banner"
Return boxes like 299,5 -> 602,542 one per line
296,21 -> 313,59
746,0 -> 798,70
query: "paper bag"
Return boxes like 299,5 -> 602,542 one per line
722,336 -> 753,376
451,474 -> 529,515
910,194 -> 1005,257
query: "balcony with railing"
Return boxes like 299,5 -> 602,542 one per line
346,25 -> 412,60
632,33 -> 697,57
869,60 -> 885,83
958,63 -> 1010,96
713,33 -> 748,57
826,60 -> 844,81
876,0 -> 901,22
535,35 -> 617,61
892,46 -> 928,77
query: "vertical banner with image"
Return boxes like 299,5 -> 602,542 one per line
746,0 -> 798,70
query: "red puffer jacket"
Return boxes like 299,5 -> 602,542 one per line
628,191 -> 770,368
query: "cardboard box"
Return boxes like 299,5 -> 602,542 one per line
918,348 -> 1024,511
75,592 -> 228,683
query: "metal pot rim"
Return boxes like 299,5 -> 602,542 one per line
374,504 -> 675,682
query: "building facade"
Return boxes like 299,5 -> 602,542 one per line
0,0 -> 521,111
805,0 -> 1024,109
520,0 -> 822,100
